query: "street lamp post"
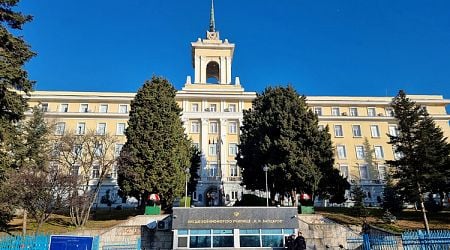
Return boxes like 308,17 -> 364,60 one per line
263,165 -> 269,207
185,167 -> 190,207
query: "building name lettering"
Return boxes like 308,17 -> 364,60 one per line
187,219 -> 283,224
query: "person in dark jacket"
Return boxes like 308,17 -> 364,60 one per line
294,231 -> 306,250
285,234 -> 295,249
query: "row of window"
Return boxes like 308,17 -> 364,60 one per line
336,145 -> 385,160
313,106 -> 395,117
328,124 -> 398,138
202,143 -> 238,157
190,103 -> 237,112
339,164 -> 387,181
202,163 -> 239,177
190,120 -> 238,134
176,228 -> 295,248
55,122 -> 127,136
69,164 -> 118,179
40,103 -> 129,114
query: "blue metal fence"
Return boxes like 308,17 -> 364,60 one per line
0,235 -> 106,250
347,230 -> 450,250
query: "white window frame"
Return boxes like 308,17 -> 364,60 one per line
349,107 -> 358,117
208,143 -> 217,156
385,107 -> 394,117
230,164 -> 238,177
367,107 -> 376,117
378,165 -> 387,181
191,121 -> 200,133
191,103 -> 199,112
209,104 -> 217,112
388,125 -> 398,136
79,104 -> 89,113
374,146 -> 384,159
336,145 -> 347,159
118,104 -> 128,114
331,107 -> 340,116
99,104 -> 108,113
228,104 -> 236,112
41,103 -> 49,112
339,165 -> 349,179
208,164 -> 218,177
355,145 -> 365,160
209,121 -> 218,133
116,123 -> 126,135
228,143 -> 238,156
370,125 -> 380,138
115,143 -> 123,157
229,121 -> 237,134
92,165 -> 100,179
360,165 -> 369,180
314,107 -> 322,116
334,125 -> 343,137
318,125 -> 325,131
60,104 -> 69,113
55,122 -> 65,135
352,125 -> 362,137
97,123 -> 106,135
76,122 -> 86,135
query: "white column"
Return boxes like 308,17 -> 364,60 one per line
219,118 -> 228,180
226,56 -> 232,84
201,118 -> 209,178
220,56 -> 226,84
200,57 -> 207,83
194,56 -> 200,83
220,100 -> 225,112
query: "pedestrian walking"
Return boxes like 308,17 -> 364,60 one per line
294,231 -> 306,250
285,234 -> 295,249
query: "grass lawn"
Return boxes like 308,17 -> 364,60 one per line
316,207 -> 450,233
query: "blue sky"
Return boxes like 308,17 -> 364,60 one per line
16,0 -> 450,99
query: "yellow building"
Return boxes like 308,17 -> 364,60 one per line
25,4 -> 450,207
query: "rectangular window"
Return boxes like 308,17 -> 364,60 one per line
191,103 -> 199,112
336,145 -> 347,159
331,107 -> 340,116
209,104 -> 217,112
388,125 -> 398,136
355,146 -> 365,160
230,164 -> 238,177
393,146 -> 403,160
374,146 -> 384,159
314,107 -> 322,116
76,122 -> 86,135
229,143 -> 238,156
360,165 -> 369,180
208,143 -> 217,156
116,123 -> 126,135
55,122 -> 65,135
97,123 -> 106,135
334,125 -> 343,137
208,164 -> 218,177
41,103 -> 49,112
191,121 -> 200,133
318,125 -> 325,131
370,125 -> 380,138
118,104 -> 128,113
60,104 -> 68,112
231,191 -> 238,200
115,144 -> 123,157
80,104 -> 89,113
99,104 -> 108,113
385,107 -> 394,117
94,143 -> 103,157
349,107 -> 358,116
210,121 -> 218,133
228,104 -> 236,112
340,165 -> 349,179
378,165 -> 387,180
352,125 -> 362,137
213,229 -> 234,247
367,107 -> 376,117
229,121 -> 237,134
92,165 -> 100,179
73,144 -> 82,156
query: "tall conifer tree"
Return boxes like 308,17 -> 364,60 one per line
118,76 -> 191,208
238,86 -> 348,205
388,90 -> 450,232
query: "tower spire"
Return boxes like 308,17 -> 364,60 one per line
209,0 -> 215,32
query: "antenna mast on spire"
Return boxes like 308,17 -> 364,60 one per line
209,0 -> 216,32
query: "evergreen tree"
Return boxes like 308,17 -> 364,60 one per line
187,147 -> 201,197
118,76 -> 191,208
0,0 -> 35,231
237,86 -> 348,205
388,90 -> 450,232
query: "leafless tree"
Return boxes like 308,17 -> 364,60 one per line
53,130 -> 118,227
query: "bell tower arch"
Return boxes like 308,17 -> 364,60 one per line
190,0 -> 235,85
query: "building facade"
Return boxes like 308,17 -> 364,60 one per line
25,4 -> 450,207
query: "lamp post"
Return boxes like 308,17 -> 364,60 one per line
185,167 -> 190,207
263,165 -> 269,207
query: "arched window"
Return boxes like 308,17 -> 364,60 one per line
206,61 -> 220,83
